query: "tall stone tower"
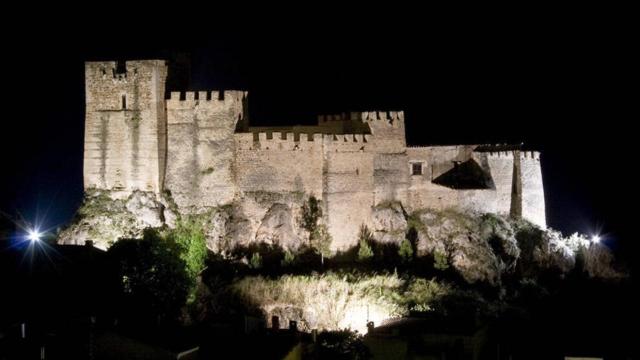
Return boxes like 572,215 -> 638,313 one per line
164,90 -> 247,208
83,60 -> 168,193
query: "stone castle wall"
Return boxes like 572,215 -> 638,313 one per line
84,60 -> 167,194
234,132 -> 324,196
520,151 -> 546,227
82,60 -> 546,250
164,90 -> 246,208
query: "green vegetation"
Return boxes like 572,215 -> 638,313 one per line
357,240 -> 374,262
311,224 -> 333,264
230,271 -> 457,331
357,225 -> 374,262
73,191 -> 140,246
281,250 -> 295,267
68,190 -> 624,333
107,215 -> 209,323
403,278 -> 451,312
301,196 -> 332,264
398,238 -> 414,263
108,229 -> 191,323
301,196 -> 321,232
167,218 -> 207,280
250,252 -> 263,269
232,272 -> 404,330
434,251 -> 450,271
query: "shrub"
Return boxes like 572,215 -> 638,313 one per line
281,250 -> 295,267
232,272 -> 406,332
357,225 -> 374,262
403,278 -> 451,312
434,251 -> 449,271
250,252 -> 263,269
166,218 -> 207,280
398,238 -> 414,263
357,240 -> 374,262
108,229 -> 191,323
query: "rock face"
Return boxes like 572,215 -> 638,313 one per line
255,203 -> 302,251
408,209 -> 617,285
60,189 -> 618,283
58,190 -> 175,250
371,202 -> 408,244
59,190 -> 311,253
125,191 -> 165,228
413,210 -> 508,284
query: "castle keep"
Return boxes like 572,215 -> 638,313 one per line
83,60 -> 546,250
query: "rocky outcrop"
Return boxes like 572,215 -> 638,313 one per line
413,209 -> 505,284
255,203 -> 302,251
125,191 -> 166,228
60,190 -> 620,283
408,209 -> 619,285
58,190 -> 310,253
371,202 -> 408,244
58,190 -> 175,250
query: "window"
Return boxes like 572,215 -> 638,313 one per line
411,162 -> 423,176
122,95 -> 127,109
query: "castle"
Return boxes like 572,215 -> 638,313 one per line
83,60 -> 546,250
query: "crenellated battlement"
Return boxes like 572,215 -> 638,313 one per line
476,145 -> 541,161
317,111 -> 405,125
83,58 -> 547,250
85,60 -> 167,83
235,131 -> 371,151
326,133 -> 369,143
359,110 -> 404,123
167,90 -> 247,106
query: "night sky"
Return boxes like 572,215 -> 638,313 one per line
1,18 -> 635,269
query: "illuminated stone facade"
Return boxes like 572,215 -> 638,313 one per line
83,60 -> 545,250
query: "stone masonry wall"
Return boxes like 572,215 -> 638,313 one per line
520,151 -> 546,228
323,135 -> 375,250
165,91 -> 246,209
234,132 -> 323,196
82,59 -> 547,252
84,60 -> 167,193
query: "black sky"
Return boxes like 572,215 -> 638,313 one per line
1,15 -> 635,268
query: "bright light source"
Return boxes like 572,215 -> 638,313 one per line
27,229 -> 41,242
591,235 -> 601,243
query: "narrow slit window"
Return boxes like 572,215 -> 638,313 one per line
122,95 -> 127,109
412,162 -> 423,176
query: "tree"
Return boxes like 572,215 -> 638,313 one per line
301,196 -> 322,234
311,224 -> 332,266
434,251 -> 450,271
108,229 -> 191,324
357,225 -> 374,262
398,238 -> 414,263
301,196 -> 332,265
